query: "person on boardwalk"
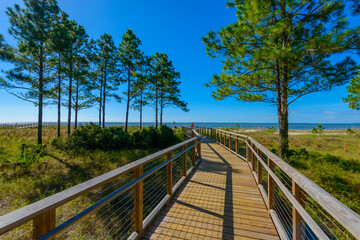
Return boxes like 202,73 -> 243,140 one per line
191,122 -> 194,128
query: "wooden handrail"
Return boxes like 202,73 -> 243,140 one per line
197,127 -> 360,239
0,129 -> 202,239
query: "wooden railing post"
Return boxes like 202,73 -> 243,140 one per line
166,152 -> 173,203
229,134 -> 232,150
182,145 -> 187,176
246,139 -> 250,163
33,209 -> 56,239
192,140 -> 196,166
198,138 -> 201,160
236,138 -> 239,154
293,181 -> 304,239
251,143 -> 256,171
134,165 -> 144,235
257,148 -> 262,184
268,158 -> 275,210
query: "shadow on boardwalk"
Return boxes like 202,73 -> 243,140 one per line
143,137 -> 279,240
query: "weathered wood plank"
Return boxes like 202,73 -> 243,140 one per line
143,138 -> 279,240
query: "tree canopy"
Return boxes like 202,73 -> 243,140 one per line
203,0 -> 358,157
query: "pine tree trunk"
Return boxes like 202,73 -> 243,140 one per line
57,57 -> 61,137
140,93 -> 143,130
125,69 -> 130,132
67,57 -> 73,135
102,66 -> 106,128
278,107 -> 289,159
278,58 -> 289,159
38,45 -> 44,145
99,70 -> 103,126
160,96 -> 163,127
155,88 -> 158,128
75,76 -> 79,129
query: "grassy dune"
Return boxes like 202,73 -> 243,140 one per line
230,128 -> 360,215
0,126 -> 183,215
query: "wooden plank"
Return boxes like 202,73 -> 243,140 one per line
142,195 -> 170,230
269,210 -> 290,240
143,139 -> 280,240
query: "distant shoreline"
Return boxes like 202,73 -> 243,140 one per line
1,121 -> 359,130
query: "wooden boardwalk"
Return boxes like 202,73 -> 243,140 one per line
143,137 -> 279,240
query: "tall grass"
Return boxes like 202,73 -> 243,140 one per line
229,128 -> 360,215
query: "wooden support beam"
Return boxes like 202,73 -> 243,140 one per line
33,209 -> 56,239
229,134 -> 232,150
268,158 -> 275,210
192,143 -> 196,166
134,165 -> 143,235
182,145 -> 187,176
197,138 -> 201,160
236,138 -> 239,154
257,148 -> 262,184
166,152 -> 173,204
293,181 -> 304,240
246,140 -> 250,163
251,143 -> 256,171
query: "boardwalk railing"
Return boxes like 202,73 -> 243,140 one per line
0,128 -> 202,239
0,122 -> 58,129
198,127 -> 360,240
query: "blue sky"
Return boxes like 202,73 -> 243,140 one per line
0,0 -> 360,124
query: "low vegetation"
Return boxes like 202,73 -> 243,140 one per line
0,124 -> 185,216
229,128 -> 360,214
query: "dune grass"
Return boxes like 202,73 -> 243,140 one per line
228,128 -> 360,215
0,125 -> 185,216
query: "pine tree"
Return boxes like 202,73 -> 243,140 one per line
343,71 -> 360,110
203,0 -> 357,158
131,56 -> 151,129
2,0 -> 60,145
97,33 -> 118,128
62,20 -> 88,135
148,53 -> 167,128
72,56 -> 94,128
0,34 -> 12,61
49,11 -> 71,137
118,29 -> 143,132
86,39 -> 103,126
157,59 -> 188,126
159,78 -> 188,126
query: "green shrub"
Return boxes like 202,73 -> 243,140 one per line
346,128 -> 355,135
18,143 -> 46,167
67,123 -> 130,151
64,123 -> 181,151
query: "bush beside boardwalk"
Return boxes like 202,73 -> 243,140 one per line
227,128 -> 360,215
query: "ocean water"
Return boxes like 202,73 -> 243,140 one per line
102,122 -> 360,130
2,121 -> 359,130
